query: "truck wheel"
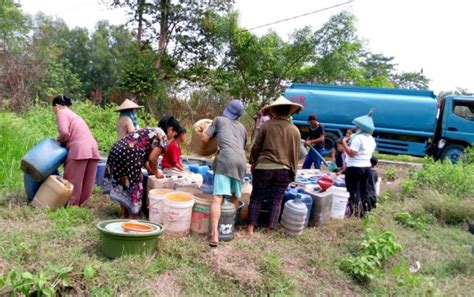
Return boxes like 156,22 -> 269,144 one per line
324,132 -> 339,156
441,144 -> 465,164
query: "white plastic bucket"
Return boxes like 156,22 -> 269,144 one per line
162,192 -> 194,235
148,189 -> 174,224
329,186 -> 349,219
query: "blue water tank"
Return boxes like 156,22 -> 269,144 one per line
21,138 -> 67,182
286,84 -> 438,136
24,172 -> 42,201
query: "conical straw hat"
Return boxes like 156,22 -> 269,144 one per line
261,96 -> 303,115
115,99 -> 144,112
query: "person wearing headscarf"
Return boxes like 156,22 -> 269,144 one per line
115,98 -> 143,140
201,99 -> 247,247
52,95 -> 100,207
104,115 -> 182,218
340,110 -> 377,218
247,96 -> 303,235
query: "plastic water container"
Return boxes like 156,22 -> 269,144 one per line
95,157 -> 107,186
239,177 -> 252,222
147,175 -> 173,190
191,193 -> 213,234
375,177 -> 381,196
31,175 -> 74,210
329,187 -> 350,219
162,192 -> 194,235
300,193 -> 313,226
197,165 -> 209,176
21,138 -> 68,182
24,172 -> 42,201
218,197 -> 236,241
148,188 -> 174,224
188,164 -> 199,173
281,194 -> 308,236
190,119 -> 218,156
305,189 -> 333,227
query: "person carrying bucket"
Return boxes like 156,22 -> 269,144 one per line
201,99 -> 247,247
303,114 -> 325,170
115,98 -> 143,140
340,109 -> 377,218
247,96 -> 303,235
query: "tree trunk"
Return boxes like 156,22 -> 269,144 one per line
136,0 -> 145,53
155,0 -> 169,71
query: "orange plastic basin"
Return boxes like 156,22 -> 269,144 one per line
122,221 -> 154,232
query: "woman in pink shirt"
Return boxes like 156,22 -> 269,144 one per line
52,95 -> 100,206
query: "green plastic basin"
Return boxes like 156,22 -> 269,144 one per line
96,219 -> 164,259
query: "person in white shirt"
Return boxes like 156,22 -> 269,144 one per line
341,113 -> 376,218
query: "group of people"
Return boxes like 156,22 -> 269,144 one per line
51,93 -> 378,247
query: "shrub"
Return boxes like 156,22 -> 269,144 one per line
393,212 -> 426,230
341,228 -> 402,282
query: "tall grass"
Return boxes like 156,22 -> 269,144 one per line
0,113 -> 41,190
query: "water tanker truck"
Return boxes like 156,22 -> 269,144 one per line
285,84 -> 474,163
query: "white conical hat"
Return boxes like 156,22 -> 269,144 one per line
114,99 -> 144,112
261,96 -> 303,115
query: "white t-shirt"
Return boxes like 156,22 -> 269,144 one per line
346,134 -> 376,168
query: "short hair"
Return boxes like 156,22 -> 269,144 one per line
370,156 -> 378,167
308,114 -> 317,121
272,105 -> 292,116
52,95 -> 72,107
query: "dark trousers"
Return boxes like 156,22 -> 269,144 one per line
249,169 -> 292,228
345,166 -> 371,217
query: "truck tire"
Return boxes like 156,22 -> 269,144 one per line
324,132 -> 339,156
440,143 -> 465,164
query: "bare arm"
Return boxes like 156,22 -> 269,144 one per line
149,147 -> 164,178
341,137 -> 357,158
56,110 -> 70,143
306,135 -> 324,146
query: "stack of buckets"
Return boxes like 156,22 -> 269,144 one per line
21,138 -> 74,210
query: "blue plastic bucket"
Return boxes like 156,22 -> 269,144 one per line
95,157 -> 107,186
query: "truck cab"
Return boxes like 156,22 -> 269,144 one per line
433,96 -> 474,162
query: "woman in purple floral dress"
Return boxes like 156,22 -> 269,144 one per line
104,116 -> 181,218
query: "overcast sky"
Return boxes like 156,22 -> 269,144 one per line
18,0 -> 474,93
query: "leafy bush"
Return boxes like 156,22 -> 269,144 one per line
0,267 -> 72,296
341,228 -> 402,282
401,157 -> 474,198
393,212 -> 426,230
384,166 -> 397,181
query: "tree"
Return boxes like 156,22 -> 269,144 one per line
306,11 -> 364,85
392,71 -> 430,90
211,13 -> 315,105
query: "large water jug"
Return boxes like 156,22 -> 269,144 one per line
21,138 -> 68,182
299,193 -> 313,227
24,172 -> 42,201
31,175 -> 74,210
218,197 -> 236,242
239,177 -> 252,222
305,189 -> 333,227
190,119 -> 218,156
281,194 -> 308,236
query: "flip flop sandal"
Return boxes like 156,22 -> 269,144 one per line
208,240 -> 218,248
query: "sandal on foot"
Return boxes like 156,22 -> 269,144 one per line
208,240 -> 218,248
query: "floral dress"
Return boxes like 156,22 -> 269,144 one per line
104,127 -> 168,214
